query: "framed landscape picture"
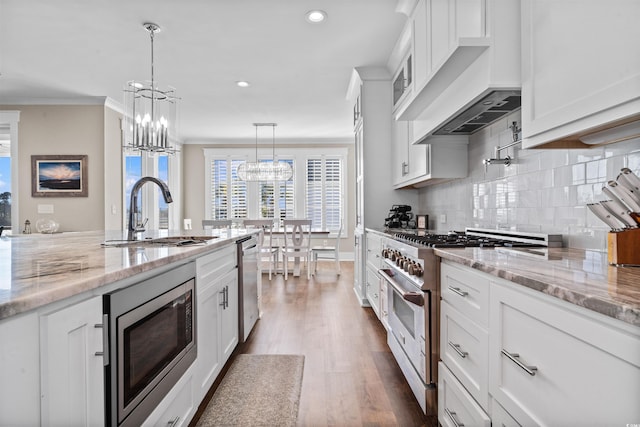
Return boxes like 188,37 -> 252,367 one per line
31,155 -> 88,197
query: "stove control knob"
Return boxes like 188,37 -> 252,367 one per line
381,249 -> 389,259
410,263 -> 424,277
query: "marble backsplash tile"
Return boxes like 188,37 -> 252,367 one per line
417,111 -> 640,250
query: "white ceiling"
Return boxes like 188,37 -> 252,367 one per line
0,0 -> 406,143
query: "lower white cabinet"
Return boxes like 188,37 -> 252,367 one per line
365,267 -> 381,318
40,295 -> 104,427
194,246 -> 238,402
489,280 -> 640,426
141,365 -> 195,427
438,362 -> 491,427
440,260 -> 640,426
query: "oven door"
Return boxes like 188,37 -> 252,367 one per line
379,268 -> 427,383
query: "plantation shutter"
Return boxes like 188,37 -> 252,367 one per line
229,159 -> 247,219
210,159 -> 247,220
306,159 -> 323,228
306,156 -> 343,231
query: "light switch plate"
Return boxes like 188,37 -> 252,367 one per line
439,214 -> 446,224
38,204 -> 54,214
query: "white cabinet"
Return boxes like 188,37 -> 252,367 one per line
521,0 -> 640,148
194,245 -> 238,402
438,362 -> 491,427
40,296 -> 104,427
489,279 -> 640,426
365,268 -> 381,318
440,259 -> 640,426
392,120 -> 467,188
347,68 -> 418,305
365,230 -> 388,325
0,312 -> 40,426
439,261 -> 490,425
141,365 -> 195,427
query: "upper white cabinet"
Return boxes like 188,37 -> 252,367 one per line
521,0 -> 640,148
391,0 -> 520,143
392,117 -> 468,188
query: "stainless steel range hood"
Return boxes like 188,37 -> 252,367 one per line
432,90 -> 521,135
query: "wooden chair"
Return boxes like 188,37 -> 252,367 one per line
312,222 -> 342,275
281,219 -> 312,280
243,219 -> 279,280
202,219 -> 232,230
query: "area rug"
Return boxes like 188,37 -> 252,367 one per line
196,354 -> 305,427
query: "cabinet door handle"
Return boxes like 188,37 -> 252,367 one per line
225,286 -> 229,309
448,286 -> 468,297
448,341 -> 468,359
445,408 -> 464,427
501,349 -> 537,376
167,416 -> 180,426
220,288 -> 226,308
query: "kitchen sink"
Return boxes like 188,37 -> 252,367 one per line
102,235 -> 218,248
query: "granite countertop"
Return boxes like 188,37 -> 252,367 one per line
0,229 -> 252,321
434,246 -> 640,327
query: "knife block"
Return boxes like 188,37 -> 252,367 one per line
608,228 -> 640,266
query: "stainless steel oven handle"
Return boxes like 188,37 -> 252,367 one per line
167,416 -> 180,426
378,269 -> 424,307
501,349 -> 537,376
445,408 -> 465,427
448,286 -> 468,297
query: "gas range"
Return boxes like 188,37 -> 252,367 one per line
381,228 -> 563,291
392,227 -> 563,249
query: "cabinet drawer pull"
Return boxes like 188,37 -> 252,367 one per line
94,352 -> 104,356
448,286 -> 468,297
445,408 -> 464,427
448,341 -> 468,358
501,349 -> 537,376
167,416 -> 180,426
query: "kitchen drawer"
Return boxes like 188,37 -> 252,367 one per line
440,261 -> 489,328
491,398 -> 520,427
196,245 -> 237,293
440,301 -> 489,411
366,232 -> 383,269
365,266 -> 381,318
142,365 -> 195,427
489,280 -> 640,426
438,362 -> 490,427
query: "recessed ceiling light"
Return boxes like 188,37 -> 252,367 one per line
236,81 -> 251,88
305,10 -> 327,23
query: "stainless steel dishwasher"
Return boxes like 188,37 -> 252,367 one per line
237,235 -> 259,342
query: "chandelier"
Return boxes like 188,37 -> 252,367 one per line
237,123 -> 293,181
123,23 -> 179,154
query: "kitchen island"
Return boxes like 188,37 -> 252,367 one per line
0,229 -> 250,320
0,229 -> 255,427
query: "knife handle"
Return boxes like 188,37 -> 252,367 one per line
618,168 -> 640,194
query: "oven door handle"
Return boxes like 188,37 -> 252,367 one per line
378,268 -> 424,307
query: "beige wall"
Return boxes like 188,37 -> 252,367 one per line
183,143 -> 356,255
0,104 -> 122,232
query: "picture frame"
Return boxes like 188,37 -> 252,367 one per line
416,214 -> 428,230
31,155 -> 88,197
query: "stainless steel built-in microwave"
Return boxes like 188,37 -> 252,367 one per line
103,262 -> 197,427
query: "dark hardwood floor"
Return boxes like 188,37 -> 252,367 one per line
193,261 -> 437,427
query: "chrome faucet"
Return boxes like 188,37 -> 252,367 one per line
128,176 -> 173,241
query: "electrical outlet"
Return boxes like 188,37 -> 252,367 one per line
37,204 -> 54,214
111,204 -> 117,215
439,214 -> 447,224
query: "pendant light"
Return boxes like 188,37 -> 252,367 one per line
237,123 -> 293,181
123,23 -> 179,154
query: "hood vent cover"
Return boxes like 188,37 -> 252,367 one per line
433,90 -> 521,136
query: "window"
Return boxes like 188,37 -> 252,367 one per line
306,157 -> 342,231
0,155 -> 10,229
210,158 -> 247,220
258,159 -> 294,223
123,148 -> 180,231
124,153 -> 142,230
205,147 -> 346,232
